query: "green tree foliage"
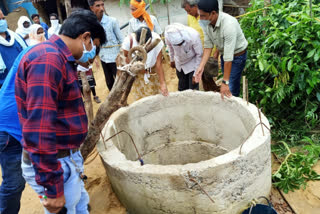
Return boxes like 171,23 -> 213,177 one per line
240,0 -> 320,137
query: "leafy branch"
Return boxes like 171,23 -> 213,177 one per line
272,137 -> 320,193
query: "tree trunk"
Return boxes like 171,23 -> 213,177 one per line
80,62 -> 145,160
80,28 -> 155,160
32,2 -> 49,25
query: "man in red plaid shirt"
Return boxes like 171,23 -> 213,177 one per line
15,10 -> 106,214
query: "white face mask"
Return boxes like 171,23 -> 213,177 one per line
35,33 -> 46,41
50,20 -> 59,28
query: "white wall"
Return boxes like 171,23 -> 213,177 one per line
104,0 -> 188,37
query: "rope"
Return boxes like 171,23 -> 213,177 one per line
102,44 -> 121,49
117,64 -> 137,77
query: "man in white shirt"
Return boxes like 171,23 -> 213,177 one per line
89,0 -> 123,91
128,0 -> 162,35
165,23 -> 202,91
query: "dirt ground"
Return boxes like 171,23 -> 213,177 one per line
1,57 -> 319,213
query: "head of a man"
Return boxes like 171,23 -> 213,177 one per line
88,0 -> 105,21
181,0 -> 199,18
31,14 -> 40,24
49,13 -> 58,21
130,0 -> 145,19
0,9 -> 7,34
165,24 -> 185,46
59,9 -> 106,62
198,0 -> 219,26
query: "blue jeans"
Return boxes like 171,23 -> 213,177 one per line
0,131 -> 25,214
21,150 -> 89,214
221,51 -> 247,97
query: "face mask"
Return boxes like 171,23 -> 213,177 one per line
78,38 -> 97,63
0,19 -> 8,33
35,33 -> 46,42
50,20 -> 59,28
199,19 -> 211,28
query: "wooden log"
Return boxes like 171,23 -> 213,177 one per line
80,71 -> 94,124
65,0 -> 72,17
56,0 -> 63,24
80,62 -> 145,160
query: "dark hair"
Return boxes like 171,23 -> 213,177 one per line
31,14 -> 39,20
49,13 -> 58,19
59,9 -> 107,45
88,0 -> 98,6
135,27 -> 152,44
198,0 -> 219,13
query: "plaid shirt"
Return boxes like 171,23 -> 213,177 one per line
15,35 -> 88,198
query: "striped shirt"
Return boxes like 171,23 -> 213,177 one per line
15,35 -> 88,198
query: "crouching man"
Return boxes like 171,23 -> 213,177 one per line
165,23 -> 203,91
15,10 -> 106,214
195,0 -> 248,99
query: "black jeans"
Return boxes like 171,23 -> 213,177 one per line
176,69 -> 199,91
101,61 -> 117,91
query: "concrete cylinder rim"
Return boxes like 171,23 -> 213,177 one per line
98,91 -> 271,175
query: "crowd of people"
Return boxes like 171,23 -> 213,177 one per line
0,0 -> 248,213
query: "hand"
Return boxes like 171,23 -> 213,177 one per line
170,61 -> 176,69
160,83 -> 169,96
42,194 -> 66,214
194,66 -> 204,83
192,76 -> 196,85
220,83 -> 232,100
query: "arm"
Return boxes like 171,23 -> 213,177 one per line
220,25 -> 237,99
155,51 -> 168,96
17,54 -> 64,199
194,48 -> 212,82
165,38 -> 175,68
194,26 -> 214,82
193,35 -> 203,76
128,20 -> 134,35
113,19 -> 124,44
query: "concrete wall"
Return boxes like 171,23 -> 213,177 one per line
104,0 -> 188,37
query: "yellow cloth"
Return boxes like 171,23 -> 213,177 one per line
187,15 -> 204,45
130,68 -> 160,101
187,14 -> 216,56
130,0 -> 154,31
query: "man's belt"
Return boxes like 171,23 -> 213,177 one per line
234,49 -> 247,57
23,148 -> 80,163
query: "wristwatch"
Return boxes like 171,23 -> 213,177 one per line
222,80 -> 229,85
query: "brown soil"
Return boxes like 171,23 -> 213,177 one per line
2,57 -> 318,213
